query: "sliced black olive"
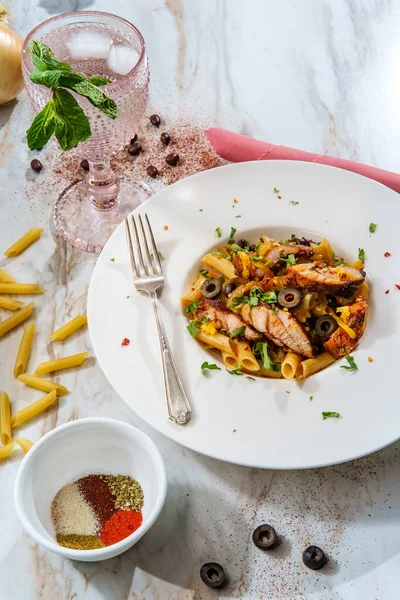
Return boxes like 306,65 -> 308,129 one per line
302,545 -> 326,570
237,239 -> 249,249
201,278 -> 222,299
225,282 -> 237,297
252,524 -> 277,550
249,244 -> 256,252
277,287 -> 302,308
315,315 -> 338,337
326,295 -> 338,310
200,563 -> 226,588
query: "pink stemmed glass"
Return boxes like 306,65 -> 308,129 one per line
22,11 -> 150,253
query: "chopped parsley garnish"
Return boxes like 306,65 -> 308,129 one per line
246,376 -> 256,381
340,355 -> 358,372
126,295 -> 130,299
158,250 -> 165,261
215,227 -> 222,238
369,222 -> 378,233
199,208 -> 203,212
185,300 -> 200,313
228,226 -> 237,244
235,214 -> 241,218
201,361 -> 221,371
288,201 -> 299,206
254,342 -> 279,372
322,411 -> 340,420
212,251 -> 231,260
199,269 -> 209,277
358,248 -> 365,262
333,258 -> 345,266
110,258 -> 115,262
273,307 -> 279,315
226,367 -> 243,376
280,253 -> 296,267
286,391 -> 290,394
233,287 -> 277,308
230,325 -> 246,338
262,290 -> 278,304
187,320 -> 201,337
232,246 -> 241,255
273,187 -> 280,193
232,428 -> 237,432
309,396 -> 313,402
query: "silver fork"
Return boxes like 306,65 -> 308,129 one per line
125,213 -> 192,425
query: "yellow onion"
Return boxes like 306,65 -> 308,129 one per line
0,6 -> 24,104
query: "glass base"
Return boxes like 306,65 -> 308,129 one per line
52,175 -> 151,253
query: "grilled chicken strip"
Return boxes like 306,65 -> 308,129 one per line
286,261 -> 365,295
324,296 -> 367,359
245,304 -> 314,357
195,299 -> 260,341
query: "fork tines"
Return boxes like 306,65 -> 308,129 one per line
125,214 -> 162,280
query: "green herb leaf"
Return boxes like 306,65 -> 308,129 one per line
262,290 -> 278,304
52,88 -> 91,151
226,367 -> 243,376
199,269 -> 209,277
187,320 -> 201,337
230,325 -> 246,338
126,295 -> 130,298
228,226 -> 237,244
158,250 -> 165,261
200,316 -> 210,325
201,361 -> 221,371
309,396 -> 313,401
215,227 -> 222,238
110,258 -> 115,262
65,79 -> 117,119
232,428 -> 237,432
273,307 -> 279,315
280,253 -> 297,267
26,100 -> 56,150
254,342 -> 279,372
273,187 -> 280,193
29,40 -> 72,73
235,215 -> 241,218
369,222 -> 378,233
245,376 -> 256,381
322,411 -> 340,420
340,355 -> 358,372
289,200 -> 299,206
333,258 -> 345,266
30,69 -> 84,89
185,300 -> 199,314
358,248 -> 365,262
86,75 -> 109,86
199,208 -> 203,212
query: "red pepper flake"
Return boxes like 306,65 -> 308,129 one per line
395,284 -> 400,290
163,225 -> 168,230
385,289 -> 390,294
277,195 -> 282,199
121,337 -> 130,346
384,252 -> 391,257
244,346 -> 250,351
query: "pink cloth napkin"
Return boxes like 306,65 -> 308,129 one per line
205,128 -> 400,194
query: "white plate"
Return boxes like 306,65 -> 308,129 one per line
88,161 -> 400,469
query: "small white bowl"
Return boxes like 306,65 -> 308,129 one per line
14,418 -> 167,561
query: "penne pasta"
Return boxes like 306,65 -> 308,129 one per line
260,368 -> 283,379
34,352 -> 89,376
0,442 -> 14,461
17,374 -> 69,396
0,268 -> 17,283
3,228 -> 44,257
197,331 -> 234,354
221,350 -> 238,368
16,437 -> 34,453
296,353 -> 336,380
201,253 -> 236,279
0,303 -> 34,338
13,321 -> 36,378
49,315 -> 88,341
358,281 -> 369,299
0,283 -> 43,295
11,390 -> 57,428
235,340 -> 260,372
181,275 -> 207,306
0,296 -> 24,311
0,392 -> 12,445
281,352 -> 303,380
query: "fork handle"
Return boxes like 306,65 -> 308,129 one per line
150,291 -> 192,425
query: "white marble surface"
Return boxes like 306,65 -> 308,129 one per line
1,0 -> 400,598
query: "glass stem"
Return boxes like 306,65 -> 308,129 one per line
86,160 -> 120,211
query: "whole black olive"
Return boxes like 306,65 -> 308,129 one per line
237,239 -> 249,249
200,563 -> 226,588
315,315 -> 338,337
225,282 -> 237,297
252,524 -> 277,550
201,278 -> 222,299
302,545 -> 326,570
326,295 -> 338,310
277,287 -> 302,308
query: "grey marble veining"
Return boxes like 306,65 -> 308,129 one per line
1,1 -> 400,598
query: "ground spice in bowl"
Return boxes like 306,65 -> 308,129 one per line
51,473 -> 144,550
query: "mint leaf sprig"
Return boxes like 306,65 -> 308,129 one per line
27,41 -> 118,152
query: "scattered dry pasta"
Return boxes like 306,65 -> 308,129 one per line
3,228 -> 43,257
49,316 -> 87,341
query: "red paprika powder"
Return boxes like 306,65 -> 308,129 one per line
100,510 -> 143,546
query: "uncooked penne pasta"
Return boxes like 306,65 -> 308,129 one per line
0,392 -> 12,445
281,352 -> 303,380
0,442 -> 14,461
202,253 -> 236,280
0,296 -> 24,311
235,340 -> 260,372
3,228 -> 44,257
14,321 -> 36,378
0,268 -> 17,283
34,352 -> 89,376
181,274 -> 207,306
15,437 -> 34,453
296,353 -> 336,380
0,303 -> 34,338
0,283 -> 43,295
11,390 -> 57,428
17,374 -> 69,396
196,331 -> 234,354
49,315 -> 88,341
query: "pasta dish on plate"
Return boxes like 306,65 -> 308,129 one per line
181,231 -> 368,379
